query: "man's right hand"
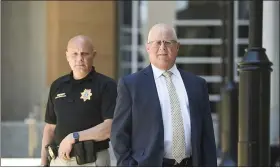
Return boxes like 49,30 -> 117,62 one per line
40,160 -> 49,167
41,124 -> 56,167
40,148 -> 50,167
39,164 -> 49,167
40,157 -> 50,167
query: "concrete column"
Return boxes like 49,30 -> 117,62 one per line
28,1 -> 47,114
1,1 -> 46,120
263,1 -> 279,145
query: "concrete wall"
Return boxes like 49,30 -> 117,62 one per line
1,1 -> 47,121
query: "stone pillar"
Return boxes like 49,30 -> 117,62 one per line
1,1 -> 47,120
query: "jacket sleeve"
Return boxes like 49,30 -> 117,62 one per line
110,78 -> 137,166
201,78 -> 218,166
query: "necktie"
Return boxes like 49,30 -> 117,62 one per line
162,71 -> 186,163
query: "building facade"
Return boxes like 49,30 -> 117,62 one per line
1,1 -> 279,158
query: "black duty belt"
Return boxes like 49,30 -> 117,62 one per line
47,140 -> 109,158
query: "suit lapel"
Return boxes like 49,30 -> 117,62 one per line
142,65 -> 165,147
142,65 -> 161,109
142,64 -> 163,118
179,69 -> 198,155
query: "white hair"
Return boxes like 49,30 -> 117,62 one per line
147,23 -> 178,43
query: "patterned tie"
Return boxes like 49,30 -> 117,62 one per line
162,71 -> 186,163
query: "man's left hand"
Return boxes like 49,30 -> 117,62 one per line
58,133 -> 74,160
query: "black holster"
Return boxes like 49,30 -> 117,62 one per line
73,140 -> 97,165
45,144 -> 59,166
45,140 -> 97,165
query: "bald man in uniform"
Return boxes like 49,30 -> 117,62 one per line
40,35 -> 117,166
111,24 -> 217,166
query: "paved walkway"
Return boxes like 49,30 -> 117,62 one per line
1,158 -> 117,166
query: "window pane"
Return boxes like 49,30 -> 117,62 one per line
238,44 -> 248,57
238,1 -> 249,20
176,1 -> 223,20
119,31 -> 143,46
177,63 -> 221,76
176,26 -> 222,39
238,25 -> 249,38
119,68 -> 131,78
210,102 -> 219,113
178,45 -> 222,57
119,50 -> 145,62
120,1 -> 132,27
119,31 -> 131,45
208,82 -> 222,94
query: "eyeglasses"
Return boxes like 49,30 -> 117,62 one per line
147,40 -> 177,48
68,52 -> 92,58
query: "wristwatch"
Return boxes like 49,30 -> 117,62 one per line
73,132 -> 79,143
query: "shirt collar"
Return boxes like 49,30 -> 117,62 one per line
64,66 -> 96,83
151,63 -> 180,79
